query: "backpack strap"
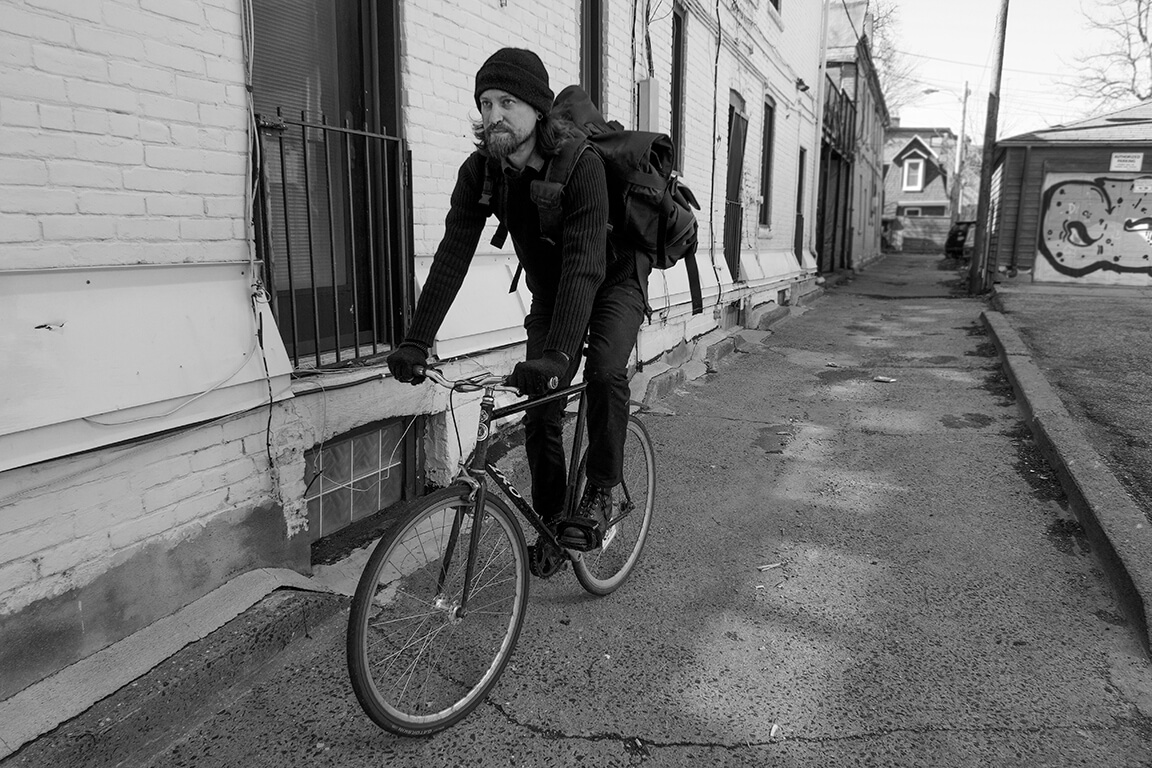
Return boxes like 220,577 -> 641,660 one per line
508,140 -> 592,294
531,139 -> 592,246
478,159 -> 509,249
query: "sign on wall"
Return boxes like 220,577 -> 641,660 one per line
1110,152 -> 1144,172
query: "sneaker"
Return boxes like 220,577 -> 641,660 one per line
557,484 -> 613,551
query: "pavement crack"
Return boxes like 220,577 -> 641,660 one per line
482,702 -> 778,751
481,705 -> 1117,752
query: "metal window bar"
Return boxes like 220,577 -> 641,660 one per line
255,112 -> 409,368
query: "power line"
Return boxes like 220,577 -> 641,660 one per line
895,48 -> 1070,78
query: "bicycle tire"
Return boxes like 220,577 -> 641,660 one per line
572,415 -> 656,595
346,486 -> 529,736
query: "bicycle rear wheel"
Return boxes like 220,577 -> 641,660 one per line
572,415 -> 655,595
346,486 -> 529,736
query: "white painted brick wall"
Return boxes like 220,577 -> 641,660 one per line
0,0 -> 829,642
0,410 -> 271,616
0,0 -> 248,269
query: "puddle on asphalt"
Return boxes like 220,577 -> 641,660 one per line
1046,518 -> 1090,555
940,413 -> 996,429
965,340 -> 997,358
817,367 -> 869,384
979,368 -> 1016,406
1094,608 -> 1129,626
755,425 -> 794,454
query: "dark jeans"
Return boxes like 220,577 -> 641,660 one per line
523,277 -> 646,522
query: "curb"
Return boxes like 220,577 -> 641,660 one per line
630,306 -> 798,405
982,310 -> 1152,656
0,569 -> 342,761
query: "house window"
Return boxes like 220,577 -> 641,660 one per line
759,98 -> 775,226
670,4 -> 686,171
903,207 -> 922,217
251,0 -> 410,368
581,0 -> 604,108
304,416 -> 423,541
902,158 -> 925,191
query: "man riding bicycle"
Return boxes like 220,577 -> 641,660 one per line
386,48 -> 646,565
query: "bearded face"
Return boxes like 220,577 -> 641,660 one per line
478,89 -> 539,160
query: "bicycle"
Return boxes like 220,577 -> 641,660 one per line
345,366 -> 656,736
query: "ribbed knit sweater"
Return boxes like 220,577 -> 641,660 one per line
405,146 -> 634,361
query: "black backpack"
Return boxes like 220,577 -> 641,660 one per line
482,84 -> 704,315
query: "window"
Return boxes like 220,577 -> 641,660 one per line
902,158 -> 924,191
670,5 -> 686,171
581,0 -> 604,108
251,0 -> 410,368
758,98 -> 775,226
304,417 -> 422,541
903,207 -> 922,217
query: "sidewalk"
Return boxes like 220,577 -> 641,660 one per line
983,279 -> 1152,654
5,254 -> 1152,765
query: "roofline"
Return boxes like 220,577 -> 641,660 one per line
997,138 -> 1152,148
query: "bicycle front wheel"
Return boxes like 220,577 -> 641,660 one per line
573,415 -> 656,595
346,487 -> 529,736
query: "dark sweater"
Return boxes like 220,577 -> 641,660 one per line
405,146 -> 633,360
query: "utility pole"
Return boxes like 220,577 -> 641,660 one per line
968,0 -> 1010,294
951,81 -> 969,225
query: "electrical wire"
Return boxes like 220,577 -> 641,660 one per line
707,0 -> 725,309
82,338 -> 261,426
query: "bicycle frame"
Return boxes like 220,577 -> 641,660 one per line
446,380 -> 588,615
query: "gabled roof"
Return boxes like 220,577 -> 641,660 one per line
887,134 -> 941,165
1000,100 -> 1152,145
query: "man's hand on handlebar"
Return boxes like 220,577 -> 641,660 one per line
506,350 -> 569,396
386,342 -> 429,385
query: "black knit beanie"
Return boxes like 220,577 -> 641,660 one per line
474,48 -> 554,116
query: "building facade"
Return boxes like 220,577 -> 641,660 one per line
0,0 -> 831,714
882,124 -> 959,251
823,0 -> 888,272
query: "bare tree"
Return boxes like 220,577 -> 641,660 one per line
869,0 -> 920,117
1071,0 -> 1152,109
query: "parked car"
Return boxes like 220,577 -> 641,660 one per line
945,220 -> 976,258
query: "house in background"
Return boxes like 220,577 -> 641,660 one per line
980,101 -> 1152,288
823,0 -> 889,272
882,123 -> 959,251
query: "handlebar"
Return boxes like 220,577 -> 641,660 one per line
415,366 -> 523,394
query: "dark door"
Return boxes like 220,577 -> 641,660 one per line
794,147 -> 806,265
723,103 -> 749,280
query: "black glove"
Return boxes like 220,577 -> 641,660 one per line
507,350 -> 570,395
387,342 -> 428,384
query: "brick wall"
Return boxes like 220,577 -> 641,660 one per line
0,0 -> 249,270
0,0 -> 829,703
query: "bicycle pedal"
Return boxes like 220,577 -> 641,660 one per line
529,539 -> 567,578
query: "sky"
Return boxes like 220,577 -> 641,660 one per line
891,0 -> 1118,140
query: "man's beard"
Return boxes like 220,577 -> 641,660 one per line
486,124 -> 531,159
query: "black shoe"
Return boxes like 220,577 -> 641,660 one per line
557,484 -> 613,552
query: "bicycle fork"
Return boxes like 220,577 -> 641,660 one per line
435,391 -> 499,620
